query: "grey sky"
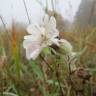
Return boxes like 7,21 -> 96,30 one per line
0,0 -> 81,26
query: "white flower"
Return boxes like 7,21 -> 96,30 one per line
23,14 -> 59,60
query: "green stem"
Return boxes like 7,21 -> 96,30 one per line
14,47 -> 21,79
55,63 -> 64,96
40,55 -> 53,72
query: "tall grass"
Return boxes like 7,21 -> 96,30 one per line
0,0 -> 96,96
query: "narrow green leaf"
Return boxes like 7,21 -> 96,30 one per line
29,61 -> 44,81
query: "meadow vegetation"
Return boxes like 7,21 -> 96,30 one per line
0,0 -> 96,96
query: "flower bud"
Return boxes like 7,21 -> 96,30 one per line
57,39 -> 73,55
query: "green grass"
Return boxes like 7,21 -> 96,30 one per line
0,25 -> 96,96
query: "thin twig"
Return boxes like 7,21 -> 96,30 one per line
51,0 -> 55,11
40,55 -> 53,72
0,15 -> 11,41
35,0 -> 45,11
22,0 -> 31,24
40,54 -> 65,95
55,64 -> 65,96
67,56 -> 77,95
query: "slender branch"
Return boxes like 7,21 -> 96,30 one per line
45,0 -> 48,12
22,0 -> 31,24
51,0 -> 55,11
67,56 -> 77,95
51,48 -> 65,95
0,15 -> 11,41
68,56 -> 72,75
40,55 -> 53,72
40,53 -> 64,95
35,0 -> 45,11
55,64 -> 65,96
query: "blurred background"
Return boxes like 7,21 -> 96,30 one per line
0,0 -> 96,96
0,0 -> 96,31
0,0 -> 81,25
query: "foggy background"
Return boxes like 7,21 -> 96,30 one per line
0,0 -> 81,26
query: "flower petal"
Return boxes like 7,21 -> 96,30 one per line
47,16 -> 59,38
49,16 -> 56,28
27,24 -> 41,35
24,41 -> 42,60
48,28 -> 59,38
26,47 -> 42,60
44,14 -> 49,26
24,35 -> 40,42
23,39 -> 40,49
